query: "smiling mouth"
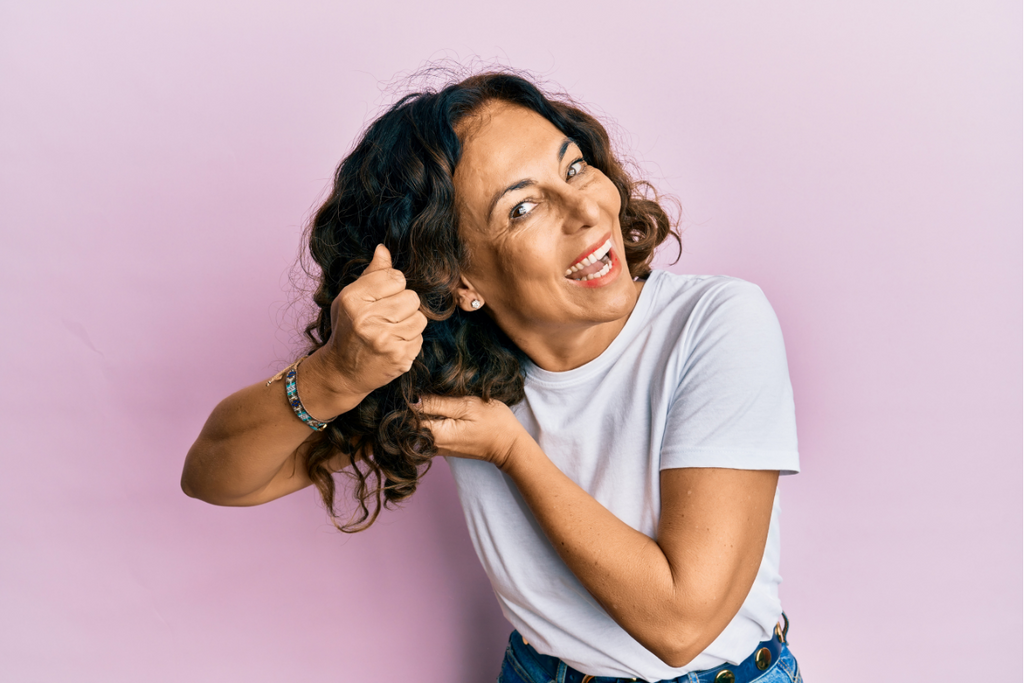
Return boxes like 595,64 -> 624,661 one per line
565,237 -> 614,282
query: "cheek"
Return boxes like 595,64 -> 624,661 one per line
598,173 -> 623,217
461,230 -> 545,289
494,238 -> 554,282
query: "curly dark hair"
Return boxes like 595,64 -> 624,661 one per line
300,70 -> 680,531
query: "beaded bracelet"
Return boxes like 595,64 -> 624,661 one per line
266,355 -> 334,432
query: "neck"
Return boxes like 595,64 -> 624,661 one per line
501,279 -> 645,373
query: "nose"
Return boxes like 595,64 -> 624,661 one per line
560,186 -> 601,234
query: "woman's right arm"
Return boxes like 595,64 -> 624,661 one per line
180,350 -> 365,506
180,244 -> 427,506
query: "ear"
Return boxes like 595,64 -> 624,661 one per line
454,274 -> 485,311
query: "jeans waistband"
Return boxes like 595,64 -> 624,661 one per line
507,613 -> 790,683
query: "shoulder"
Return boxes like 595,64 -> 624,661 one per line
624,272 -> 789,393
644,271 -> 780,337
655,272 -> 799,473
646,270 -> 769,304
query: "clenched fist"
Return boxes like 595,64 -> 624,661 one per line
318,244 -> 428,398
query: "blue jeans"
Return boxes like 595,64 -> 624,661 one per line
497,631 -> 804,683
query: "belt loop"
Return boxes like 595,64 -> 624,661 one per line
555,661 -> 567,683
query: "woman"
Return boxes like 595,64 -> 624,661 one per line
181,71 -> 802,683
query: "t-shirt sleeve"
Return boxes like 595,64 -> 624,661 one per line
659,279 -> 800,474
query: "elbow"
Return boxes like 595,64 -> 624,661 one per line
180,474 -> 194,498
180,469 -> 204,501
180,448 -> 214,502
646,634 -> 703,670
180,466 -> 216,503
643,603 -> 744,669
640,607 -> 724,669
181,441 -> 210,501
180,456 -> 200,499
180,460 -> 272,507
180,474 -> 251,506
179,451 -> 239,506
659,649 -> 700,670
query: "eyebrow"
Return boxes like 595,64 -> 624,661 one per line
486,137 -> 576,222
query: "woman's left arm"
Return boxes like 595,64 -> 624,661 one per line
419,396 -> 778,669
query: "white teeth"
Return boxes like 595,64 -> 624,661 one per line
580,260 -> 613,281
564,238 -> 613,277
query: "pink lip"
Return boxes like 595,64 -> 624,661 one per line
568,232 -> 613,269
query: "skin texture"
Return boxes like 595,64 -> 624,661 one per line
182,100 -> 780,669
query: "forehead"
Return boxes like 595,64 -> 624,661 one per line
457,101 -> 563,158
454,102 -> 567,199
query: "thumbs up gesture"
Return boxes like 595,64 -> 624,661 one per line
319,245 -> 428,398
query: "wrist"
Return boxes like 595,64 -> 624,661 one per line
496,428 -> 534,477
299,348 -> 370,417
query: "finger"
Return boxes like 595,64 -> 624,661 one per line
352,268 -> 408,302
418,395 -> 475,418
419,418 -> 453,451
362,244 -> 392,275
391,312 -> 428,341
419,417 -> 444,430
370,290 -> 423,323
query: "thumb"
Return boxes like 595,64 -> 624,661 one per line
363,243 -> 392,275
418,395 -> 476,419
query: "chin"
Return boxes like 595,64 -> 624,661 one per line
585,274 -> 640,322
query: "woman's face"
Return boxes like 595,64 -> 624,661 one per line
453,101 -> 641,367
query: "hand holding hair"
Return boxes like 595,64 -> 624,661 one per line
316,244 -> 428,403
417,395 -> 528,472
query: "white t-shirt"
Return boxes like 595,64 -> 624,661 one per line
446,270 -> 800,680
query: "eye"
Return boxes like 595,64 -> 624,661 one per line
509,200 -> 538,222
566,157 -> 587,179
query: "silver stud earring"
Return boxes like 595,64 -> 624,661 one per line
470,299 -> 482,309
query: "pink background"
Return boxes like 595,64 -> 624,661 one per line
1,1 -> 1020,681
